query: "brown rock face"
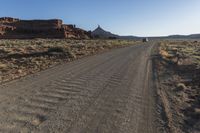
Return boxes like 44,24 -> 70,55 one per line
0,17 -> 91,39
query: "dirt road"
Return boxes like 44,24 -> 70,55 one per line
0,43 -> 158,133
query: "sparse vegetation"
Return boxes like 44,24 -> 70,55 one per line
155,40 -> 200,133
0,39 -> 139,83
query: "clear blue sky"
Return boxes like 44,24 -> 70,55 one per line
1,0 -> 200,36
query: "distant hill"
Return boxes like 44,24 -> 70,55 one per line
167,34 -> 200,39
92,25 -> 139,40
149,34 -> 200,40
91,25 -> 200,40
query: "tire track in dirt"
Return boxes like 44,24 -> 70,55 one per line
0,51 -> 120,132
65,54 -> 131,133
0,44 -> 157,133
0,46 -> 135,132
35,46 -> 136,132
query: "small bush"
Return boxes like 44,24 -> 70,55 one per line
47,47 -> 66,53
175,83 -> 187,92
47,47 -> 76,59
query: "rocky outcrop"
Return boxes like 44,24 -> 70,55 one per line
92,25 -> 118,39
92,25 -> 139,40
0,17 -> 91,39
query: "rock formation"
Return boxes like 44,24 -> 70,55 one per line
92,25 -> 118,39
0,17 -> 91,39
92,25 -> 139,40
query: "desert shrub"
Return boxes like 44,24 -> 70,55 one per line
66,49 -> 76,59
71,44 -> 85,49
47,47 -> 66,53
181,41 -> 189,45
47,46 -> 76,58
175,83 -> 187,92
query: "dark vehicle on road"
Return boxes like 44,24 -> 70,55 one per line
142,38 -> 149,42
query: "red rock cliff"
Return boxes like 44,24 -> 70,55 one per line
0,17 -> 91,39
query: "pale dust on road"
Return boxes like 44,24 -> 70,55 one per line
0,43 -> 158,133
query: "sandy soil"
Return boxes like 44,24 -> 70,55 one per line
153,40 -> 200,133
